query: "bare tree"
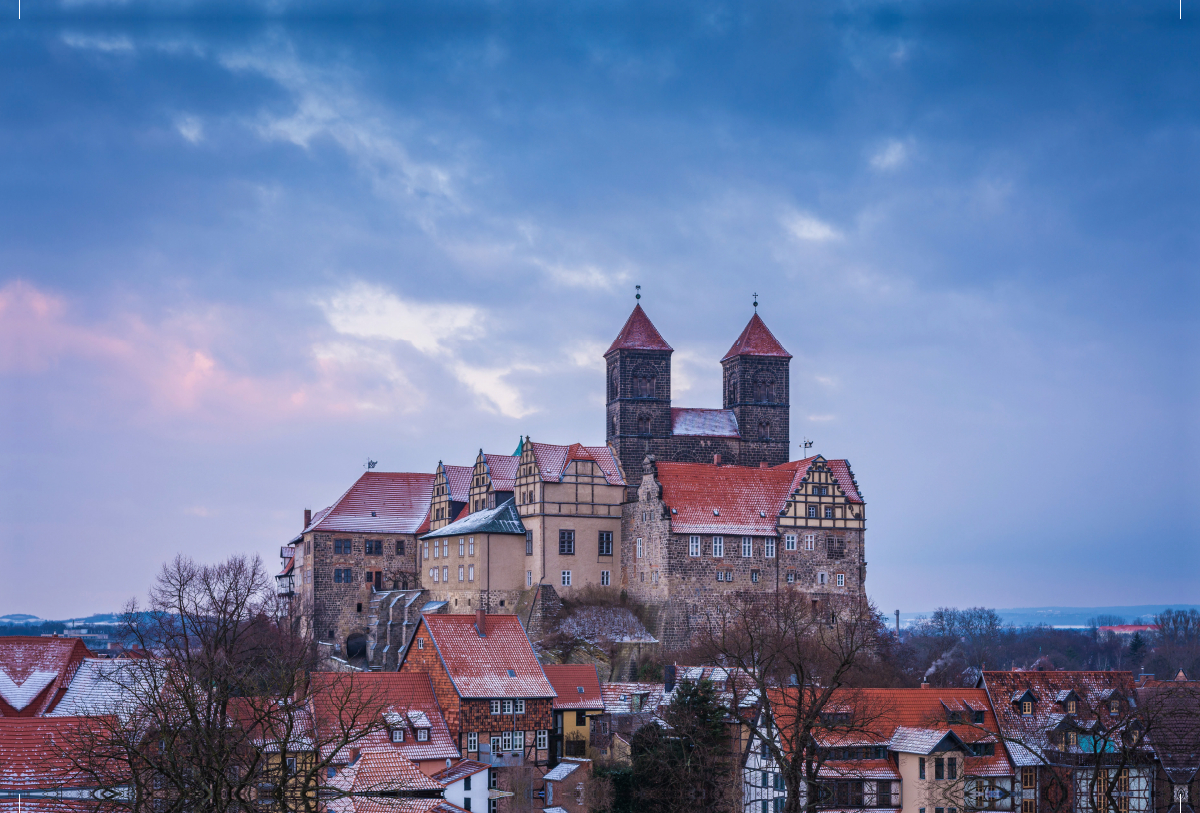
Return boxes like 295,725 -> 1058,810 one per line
58,554 -> 416,812
690,589 -> 888,813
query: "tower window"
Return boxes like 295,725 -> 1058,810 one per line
758,422 -> 771,441
637,415 -> 651,435
753,378 -> 774,403
634,374 -> 656,398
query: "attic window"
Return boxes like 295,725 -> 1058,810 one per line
508,669 -> 516,677
671,508 -> 677,514
1067,700 -> 1077,714
578,687 -> 585,693
713,509 -> 720,516
759,511 -> 766,517
371,511 -> 377,517
1022,701 -> 1033,715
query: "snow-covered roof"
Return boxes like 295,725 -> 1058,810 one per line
413,614 -> 555,700
0,636 -> 93,717
544,759 -> 584,781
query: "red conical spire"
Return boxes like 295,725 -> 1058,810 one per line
605,304 -> 673,355
721,313 -> 791,361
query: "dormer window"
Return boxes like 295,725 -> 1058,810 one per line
1022,701 -> 1033,716
1109,700 -> 1119,716
416,728 -> 429,742
1067,700 -> 1077,714
391,729 -> 405,743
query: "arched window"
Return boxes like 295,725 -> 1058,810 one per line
609,367 -> 619,400
758,422 -> 771,441
753,377 -> 774,403
612,414 -> 619,436
637,415 -> 651,435
634,373 -> 656,398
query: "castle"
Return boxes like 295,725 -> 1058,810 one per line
278,303 -> 867,657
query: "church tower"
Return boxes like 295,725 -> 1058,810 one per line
604,304 -> 673,486
721,312 -> 791,467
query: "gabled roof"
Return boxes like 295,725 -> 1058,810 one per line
302,472 -> 436,536
432,758 -> 490,785
411,614 -> 556,699
656,462 -> 795,536
599,682 -> 670,714
310,672 -> 459,764
481,453 -> 520,492
773,456 -> 864,504
0,717 -> 119,790
544,664 -> 604,710
671,408 -> 740,438
888,726 -> 969,755
440,464 -> 474,502
528,442 -> 626,486
0,637 -> 93,717
420,499 -> 526,539
1136,679 -> 1200,784
47,658 -> 147,718
327,747 -> 443,794
544,759 -> 586,782
721,313 -> 791,362
605,304 -> 673,355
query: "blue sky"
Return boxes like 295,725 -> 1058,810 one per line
1,0 -> 1196,619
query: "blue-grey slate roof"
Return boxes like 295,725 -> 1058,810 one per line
420,499 -> 526,539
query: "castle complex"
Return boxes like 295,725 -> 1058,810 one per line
278,303 -> 866,658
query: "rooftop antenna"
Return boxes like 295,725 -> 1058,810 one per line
753,292 -> 758,312
801,438 -> 814,457
365,459 -> 378,470
635,284 -> 641,301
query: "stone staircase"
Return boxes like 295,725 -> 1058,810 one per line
365,589 -> 426,670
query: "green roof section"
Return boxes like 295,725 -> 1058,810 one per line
419,499 -> 526,539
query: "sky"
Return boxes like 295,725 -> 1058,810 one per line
1,0 -> 1197,620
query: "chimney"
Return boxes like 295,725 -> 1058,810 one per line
663,664 -> 676,693
304,508 -> 311,529
759,461 -> 769,468
713,453 -> 721,466
920,679 -> 931,689
475,609 -> 487,637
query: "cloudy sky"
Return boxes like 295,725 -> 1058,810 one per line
1,0 -> 1196,620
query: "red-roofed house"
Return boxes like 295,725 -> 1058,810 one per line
430,462 -> 474,533
0,637 -> 93,717
512,439 -> 627,600
543,664 -> 604,761
623,453 -> 866,649
467,449 -> 521,514
399,612 -> 556,769
604,304 -> 794,487
0,716 -> 124,794
280,471 -> 436,669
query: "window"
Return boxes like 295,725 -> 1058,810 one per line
1110,700 -> 1119,716
836,573 -> 845,587
468,564 -> 475,582
765,537 -> 776,558
502,700 -> 513,714
919,758 -> 926,779
808,505 -> 818,518
527,571 -> 533,587
754,378 -> 773,403
396,540 -> 405,556
818,572 -> 828,585
285,757 -> 297,775
716,571 -> 724,582
365,540 -> 381,555
974,710 -> 986,724
1067,732 -> 1078,747
935,757 -> 945,780
490,735 -> 502,755
467,732 -> 478,751
513,730 -> 524,749
725,569 -> 733,581
559,530 -> 575,555
713,536 -> 724,557
464,798 -> 472,811
689,536 -> 701,556
365,570 -> 373,583
805,533 -> 815,551
469,537 -> 475,556
515,700 -> 525,714
459,566 -> 465,582
459,538 -> 465,557
636,538 -> 644,558
599,531 -> 613,556
1022,804 -> 1035,813
423,541 -> 429,560
442,566 -> 448,582
490,700 -> 501,714
390,728 -> 405,742
825,506 -> 834,519
785,534 -> 796,551
333,568 -> 342,583
1022,701 -> 1033,715
334,538 -> 351,555
1021,768 -> 1036,789
443,540 -> 449,558
634,373 -> 655,398
561,570 -> 572,586
948,757 -> 957,780
601,570 -> 610,586
827,537 -> 846,559
417,728 -> 429,742
464,776 -> 472,791
417,638 -> 424,649
637,415 -> 651,435
751,570 -> 760,583
652,571 -> 659,584
537,730 -> 548,750
431,568 -> 439,583
1067,700 -> 1077,714
742,537 -> 753,557
787,571 -> 796,584
814,486 -> 829,496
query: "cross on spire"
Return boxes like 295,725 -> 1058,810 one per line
635,285 -> 641,301
753,292 -> 759,311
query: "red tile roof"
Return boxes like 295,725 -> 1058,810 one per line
483,454 -> 519,492
414,614 -> 556,699
328,747 -> 443,794
671,408 -> 740,438
431,758 -> 490,784
544,664 -> 604,710
528,442 -> 626,486
310,672 -> 460,764
0,637 -> 93,717
0,717 -> 119,790
656,462 -> 795,536
305,472 -> 436,536
721,313 -> 791,361
605,304 -> 673,355
773,456 -> 864,504
441,464 -> 474,502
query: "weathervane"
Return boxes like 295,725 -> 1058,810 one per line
366,459 -> 378,470
635,285 -> 641,301
801,438 -> 813,455
753,292 -> 759,312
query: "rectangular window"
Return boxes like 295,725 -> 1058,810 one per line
948,757 -> 957,780
465,776 -> 471,792
636,538 -> 644,558
333,569 -> 342,583
432,541 -> 438,559
561,570 -> 572,586
935,757 -> 945,780
502,700 -> 513,714
432,568 -> 439,583
490,700 -> 501,715
467,732 -> 478,751
920,758 -> 926,780
365,570 -> 373,583
417,728 -> 429,742
490,735 -> 502,755
742,537 -> 753,557
652,571 -> 658,584
1022,701 -> 1033,715
334,538 -> 351,555
825,506 -> 834,519
527,571 -> 533,587
836,573 -> 845,587
501,731 -> 512,751
468,564 -> 475,582
442,566 -> 448,582
712,536 -> 724,557
601,570 -> 610,586
805,533 -> 815,550
598,531 -> 613,556
1022,768 -> 1036,789
689,536 -> 701,556
459,566 -> 465,582
765,538 -> 776,558
513,730 -> 524,749
751,570 -> 760,583
515,700 -> 525,714
464,798 -> 472,811
424,541 -> 429,560
525,531 -> 533,556
396,540 -> 405,556
716,571 -> 724,582
807,505 -> 817,518
1022,803 -> 1036,813
459,538 -> 465,557
559,530 -> 575,555
469,537 -> 475,556
786,571 -> 796,584
537,730 -> 548,750
442,540 -> 449,558
785,534 -> 797,551
725,569 -> 733,581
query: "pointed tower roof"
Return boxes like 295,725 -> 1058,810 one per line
605,304 -> 673,356
721,313 -> 792,361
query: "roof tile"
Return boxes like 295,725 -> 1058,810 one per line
417,614 -> 556,699
605,304 -> 673,355
305,472 -> 436,536
721,313 -> 791,361
544,664 -> 604,710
